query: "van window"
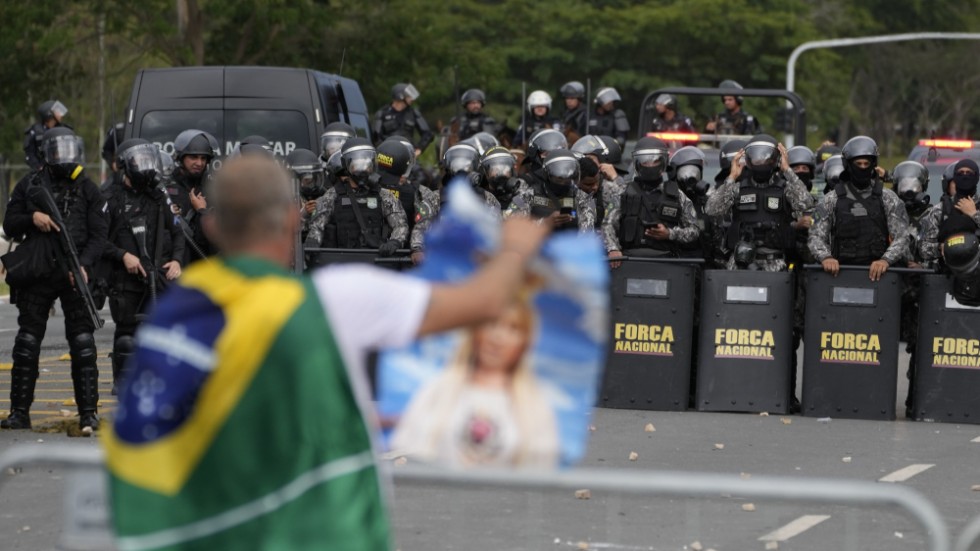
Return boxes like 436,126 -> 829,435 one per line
141,110 -> 311,157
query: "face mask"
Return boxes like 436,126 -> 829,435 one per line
637,164 -> 663,182
954,171 -> 979,197
677,165 -> 701,187
795,171 -> 813,191
750,165 -> 774,183
849,162 -> 875,187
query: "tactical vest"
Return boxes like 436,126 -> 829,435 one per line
619,180 -> 682,252
391,184 -> 417,232
325,184 -> 385,249
938,195 -> 979,242
832,182 -> 888,265
34,173 -> 90,249
726,177 -> 793,250
527,177 -> 578,232
380,107 -> 417,140
458,114 -> 489,141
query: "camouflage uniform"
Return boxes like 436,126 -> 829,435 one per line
303,186 -> 409,249
409,185 -> 441,253
917,196 -> 980,266
807,185 -> 910,267
602,183 -> 701,253
509,184 -> 597,232
705,169 -> 814,271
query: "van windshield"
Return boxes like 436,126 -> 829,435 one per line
141,110 -> 311,157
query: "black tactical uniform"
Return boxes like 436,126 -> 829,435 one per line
23,101 -> 70,172
373,84 -> 434,154
560,81 -> 589,139
588,87 -> 629,149
166,130 -> 218,266
2,129 -> 107,430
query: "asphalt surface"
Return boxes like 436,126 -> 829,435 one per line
0,300 -> 978,550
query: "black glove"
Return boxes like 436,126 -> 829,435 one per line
378,239 -> 400,257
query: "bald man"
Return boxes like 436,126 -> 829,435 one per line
103,156 -> 550,550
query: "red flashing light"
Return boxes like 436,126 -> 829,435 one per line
647,132 -> 700,142
919,139 -> 974,149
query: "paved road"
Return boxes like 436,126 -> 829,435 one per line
1,300 -> 978,550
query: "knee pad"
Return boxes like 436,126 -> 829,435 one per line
69,332 -> 97,362
114,335 -> 136,356
12,332 -> 41,365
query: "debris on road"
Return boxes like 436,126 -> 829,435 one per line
759,412 -> 769,417
644,423 -> 655,432
714,443 -> 725,450
741,503 -> 756,512
780,417 -> 792,425
628,451 -> 639,461
842,456 -> 852,463
575,489 -> 591,500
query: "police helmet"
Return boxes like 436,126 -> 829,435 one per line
286,148 -> 326,200
654,93 -> 677,111
893,161 -> 928,196
41,127 -> 84,172
719,139 -> 748,172
841,136 -> 879,165
815,144 -> 842,173
744,134 -> 780,169
560,81 -> 586,100
383,136 -> 417,168
718,79 -> 744,105
101,122 -> 127,164
942,163 -> 957,189
632,136 -> 669,177
158,147 -> 176,181
669,146 -> 705,184
173,129 -> 219,161
443,143 -> 480,175
944,233 -> 980,276
229,142 -> 275,159
787,146 -> 816,171
480,146 -> 517,184
340,137 -> 377,180
594,87 -> 621,107
527,90 -> 552,111
376,140 -> 413,188
571,135 -> 609,159
526,129 -> 568,163
37,100 -> 68,123
823,155 -> 845,187
118,139 -> 163,190
460,88 -> 486,106
324,150 -> 343,176
320,122 -> 356,159
391,83 -> 420,102
597,135 -> 623,165
240,135 -> 270,147
543,149 -> 580,188
461,132 -> 499,155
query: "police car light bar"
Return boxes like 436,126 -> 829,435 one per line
919,139 -> 975,149
646,132 -> 700,142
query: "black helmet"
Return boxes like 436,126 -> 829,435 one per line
101,122 -> 127,165
893,160 -> 930,213
654,93 -> 677,111
669,146 -> 705,186
286,148 -> 326,200
787,146 -> 816,171
526,129 -> 568,165
944,233 -> 980,276
324,150 -> 343,176
594,87 -> 621,106
41,127 -> 85,179
391,83 -> 420,101
158,148 -> 176,181
460,88 -> 486,106
383,136 -> 417,168
632,136 -> 669,182
571,135 -> 609,159
376,140 -> 413,188
841,136 -> 878,165
461,132 -> 499,155
443,143 -> 480,175
173,129 -> 219,160
480,146 -> 516,186
37,100 -> 68,123
744,134 -> 780,183
320,122 -> 356,159
240,135 -> 270,147
719,139 -> 748,173
718,79 -> 744,105
118,139 -> 163,191
340,137 -> 377,181
942,163 -> 957,189
543,149 -> 580,188
823,155 -> 845,187
815,144 -> 842,172
597,135 -> 623,165
560,81 -> 586,100
229,142 -> 275,159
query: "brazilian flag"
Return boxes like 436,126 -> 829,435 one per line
103,257 -> 389,550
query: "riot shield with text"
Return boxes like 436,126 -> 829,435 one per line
802,266 -> 903,421
912,273 -> 980,424
696,270 -> 793,414
600,258 -> 699,411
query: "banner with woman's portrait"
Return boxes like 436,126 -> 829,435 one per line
377,181 -> 609,469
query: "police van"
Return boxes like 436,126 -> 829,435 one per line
121,66 -> 371,157
906,138 -> 980,202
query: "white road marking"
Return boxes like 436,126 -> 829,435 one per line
972,436 -> 980,443
879,463 -> 935,483
564,542 -> 652,550
759,515 -> 831,542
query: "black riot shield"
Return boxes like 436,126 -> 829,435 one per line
600,257 -> 700,410
912,274 -> 980,424
304,248 -> 413,271
696,270 -> 794,414
801,266 -> 903,420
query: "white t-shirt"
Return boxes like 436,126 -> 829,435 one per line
438,385 -> 520,468
313,264 -> 431,415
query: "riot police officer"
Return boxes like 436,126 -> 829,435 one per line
821,154 -> 845,192
99,122 -> 127,191
168,129 -> 219,266
304,138 -> 408,259
372,83 -> 434,156
375,140 -> 440,265
102,140 -> 184,394
705,80 -> 760,135
572,135 -> 625,227
603,136 -> 700,263
23,100 -> 70,171
919,159 -> 980,266
560,81 -> 589,140
667,146 -> 712,259
705,134 -> 813,271
451,89 -> 498,142
287,148 -> 328,240
511,149 -> 595,232
514,90 -> 562,147
588,87 -> 630,149
808,136 -> 909,281
439,143 -> 502,213
650,94 -> 695,134
320,122 -> 356,163
1,128 -> 108,431
478,146 -> 526,213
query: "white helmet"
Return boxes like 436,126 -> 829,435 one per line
527,90 -> 552,111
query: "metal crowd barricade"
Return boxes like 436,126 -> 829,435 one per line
955,513 -> 980,551
0,443 -> 951,551
303,247 -> 414,271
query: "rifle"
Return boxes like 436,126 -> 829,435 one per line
585,78 -> 591,134
129,215 -> 159,305
521,81 -> 527,148
29,185 -> 105,329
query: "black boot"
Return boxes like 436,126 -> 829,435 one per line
110,335 -> 135,397
73,365 -> 101,433
1,365 -> 37,430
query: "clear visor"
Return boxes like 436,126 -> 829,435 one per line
483,157 -> 515,180
43,135 -> 84,165
122,144 -> 163,176
320,134 -> 349,157
296,170 -> 325,189
50,101 -> 68,119
344,150 -> 376,175
825,164 -> 845,182
677,165 -> 701,182
744,143 -> 777,167
896,177 -> 923,195
404,84 -> 420,101
634,152 -> 666,168
546,159 -> 580,181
